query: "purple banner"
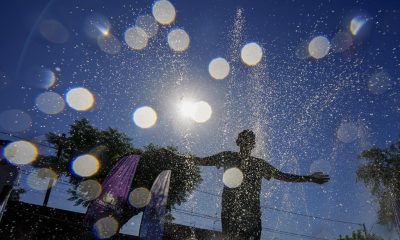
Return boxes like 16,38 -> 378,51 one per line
85,155 -> 140,228
139,170 -> 172,240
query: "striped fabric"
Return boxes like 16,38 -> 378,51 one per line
139,170 -> 172,240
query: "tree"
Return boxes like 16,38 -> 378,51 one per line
36,118 -> 202,224
356,136 -> 400,227
337,230 -> 383,240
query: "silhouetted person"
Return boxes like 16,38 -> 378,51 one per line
164,130 -> 329,240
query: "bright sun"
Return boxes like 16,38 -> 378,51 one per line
178,100 -> 196,117
178,99 -> 212,123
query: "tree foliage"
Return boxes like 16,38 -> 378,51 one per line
337,230 -> 383,240
357,137 -> 400,227
37,118 -> 202,223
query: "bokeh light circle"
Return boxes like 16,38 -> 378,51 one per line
0,109 -> 32,132
295,40 -> 310,59
308,36 -> 330,59
4,140 -> 38,165
136,15 -> 159,38
94,216 -> 119,239
97,34 -> 121,55
38,19 -> 69,44
223,167 -> 243,188
337,122 -> 358,143
241,43 -> 263,66
310,159 -> 331,174
72,154 -> 100,177
128,187 -> 151,208
66,87 -> 95,111
77,179 -> 102,201
191,101 -> 212,123
124,27 -> 149,51
168,29 -> 190,52
35,92 -> 65,115
350,16 -> 368,36
133,106 -> 157,128
152,0 -> 176,25
368,71 -> 392,95
208,58 -> 230,80
33,68 -> 56,89
331,31 -> 353,53
27,168 -> 58,191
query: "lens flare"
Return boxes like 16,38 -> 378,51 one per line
84,14 -> 111,38
66,87 -> 95,111
35,92 -> 65,115
208,57 -> 230,80
4,141 -> 38,165
129,187 -> 151,208
77,179 -> 102,201
27,168 -> 58,191
0,109 -> 32,132
124,27 -> 149,51
133,106 -> 157,129
223,167 -> 243,188
72,154 -> 100,177
308,36 -> 330,59
241,43 -> 263,66
97,34 -> 121,55
38,19 -> 69,44
94,216 -> 119,239
152,0 -> 176,25
191,101 -> 212,123
168,29 -> 190,52
136,15 -> 159,38
350,16 -> 368,36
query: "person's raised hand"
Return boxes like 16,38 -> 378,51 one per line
310,172 -> 330,184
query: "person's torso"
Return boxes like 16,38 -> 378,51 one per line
221,152 -> 266,215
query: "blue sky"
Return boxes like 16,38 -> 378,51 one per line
1,0 -> 399,239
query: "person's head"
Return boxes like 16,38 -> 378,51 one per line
236,130 -> 256,153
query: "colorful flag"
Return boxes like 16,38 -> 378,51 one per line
139,170 -> 172,240
85,155 -> 140,228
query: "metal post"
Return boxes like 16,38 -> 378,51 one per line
43,139 -> 63,207
43,178 -> 54,207
362,223 -> 368,239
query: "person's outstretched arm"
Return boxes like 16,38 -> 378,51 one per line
263,162 -> 330,184
193,151 -> 233,167
159,148 -> 230,167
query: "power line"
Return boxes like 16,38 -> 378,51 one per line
194,188 -> 363,226
262,226 -> 328,240
18,170 -> 363,227
0,131 -> 56,150
174,208 -> 328,240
